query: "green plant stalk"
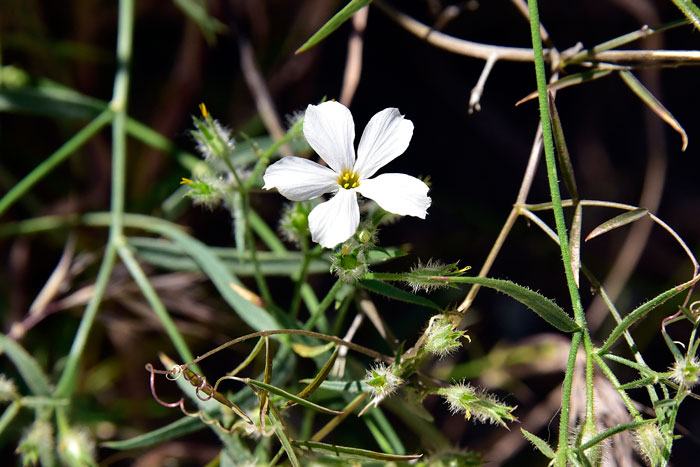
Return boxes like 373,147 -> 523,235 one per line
304,279 -> 344,332
0,109 -> 113,217
526,1 -> 594,462
54,244 -> 117,397
54,0 -> 134,398
592,353 -> 642,420
671,0 -> 700,30
290,237 -> 313,319
116,243 -> 197,370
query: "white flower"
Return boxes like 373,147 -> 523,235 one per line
263,101 -> 431,248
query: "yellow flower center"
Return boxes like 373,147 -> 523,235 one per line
338,170 -> 360,189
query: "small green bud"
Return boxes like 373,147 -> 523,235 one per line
331,243 -> 368,283
279,202 -> 311,245
357,228 -> 372,243
575,421 -> 604,466
59,427 -> 97,467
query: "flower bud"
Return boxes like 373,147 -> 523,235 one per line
422,315 -> 467,358
438,381 -> 516,427
633,424 -> 665,467
364,363 -> 403,407
0,374 -> 18,402
669,356 -> 700,389
17,420 -> 54,467
59,427 -> 96,467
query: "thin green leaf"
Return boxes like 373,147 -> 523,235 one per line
292,440 -> 422,462
618,375 -> 659,391
367,273 -> 578,332
521,428 -> 555,459
578,420 -> 655,452
118,214 -> 281,331
619,70 -> 688,151
296,0 -> 372,54
586,208 -> 648,242
0,65 -> 104,119
101,416 -> 203,450
569,203 -> 582,287
129,236 -> 332,276
0,401 -> 21,435
291,342 -> 335,359
269,405 -> 301,467
368,407 -> 406,455
172,0 -> 226,44
516,69 -> 612,106
670,0 -> 700,31
284,347 -> 339,409
0,334 -> 52,396
245,379 -> 343,415
549,94 -> 579,201
359,279 -> 442,311
600,273 -> 700,353
311,379 -> 370,394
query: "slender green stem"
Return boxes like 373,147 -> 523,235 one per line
116,243 -> 197,371
54,244 -> 117,397
54,0 -> 134,398
593,353 -> 642,419
0,109 -> 113,217
290,237 -> 313,319
304,279 -> 344,332
527,2 -> 595,462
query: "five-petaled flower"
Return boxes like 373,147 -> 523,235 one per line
263,101 -> 431,248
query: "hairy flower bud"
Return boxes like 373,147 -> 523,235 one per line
438,381 -> 516,427
365,363 -> 403,407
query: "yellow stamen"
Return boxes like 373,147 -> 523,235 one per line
337,170 -> 360,190
180,177 -> 194,185
199,103 -> 208,119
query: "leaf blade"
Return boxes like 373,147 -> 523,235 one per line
585,208 -> 648,242
296,0 -> 372,54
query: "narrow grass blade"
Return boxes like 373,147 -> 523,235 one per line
359,279 -> 442,311
670,0 -> 700,31
367,273 -> 578,332
284,347 -> 339,409
0,401 -> 21,435
0,335 -> 51,396
600,273 -> 700,353
0,109 -> 113,217
310,380 -> 370,394
269,405 -> 301,467
291,342 -> 335,358
516,69 -> 612,106
368,407 -> 406,455
0,66 -> 104,119
549,94 -> 579,201
585,208 -> 648,242
172,0 -> 226,43
521,428 -> 555,459
619,70 -> 688,151
101,416 -> 203,450
296,0 -> 372,54
292,440 -> 422,462
245,379 -> 343,415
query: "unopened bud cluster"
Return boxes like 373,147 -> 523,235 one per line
437,381 -> 516,427
364,363 -> 403,407
278,201 -> 311,245
633,424 -> 666,467
58,427 -> 96,467
330,222 -> 378,283
422,315 -> 467,358
669,356 -> 700,389
17,420 -> 54,467
406,260 -> 469,294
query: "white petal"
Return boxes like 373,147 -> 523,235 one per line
263,156 -> 338,201
303,101 -> 356,173
354,108 -> 414,179
308,189 -> 360,248
357,173 -> 431,218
